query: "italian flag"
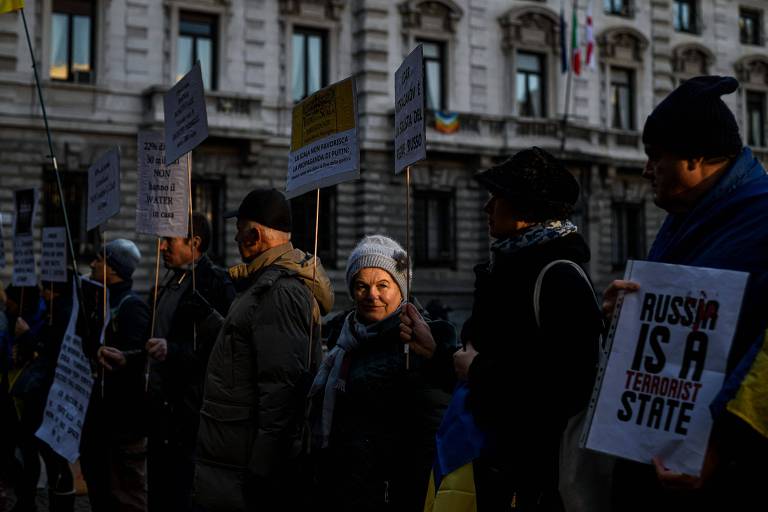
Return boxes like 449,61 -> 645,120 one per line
585,0 -> 596,70
571,2 -> 581,76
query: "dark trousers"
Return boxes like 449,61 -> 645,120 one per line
147,438 -> 195,512
81,437 -> 147,512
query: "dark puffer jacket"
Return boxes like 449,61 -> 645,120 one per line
194,243 -> 333,512
462,233 -> 602,510
316,306 -> 457,512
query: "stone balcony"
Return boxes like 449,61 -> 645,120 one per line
420,110 -> 646,164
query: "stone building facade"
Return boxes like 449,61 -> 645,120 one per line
1,0 -> 768,324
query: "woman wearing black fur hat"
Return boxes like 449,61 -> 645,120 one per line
454,147 -> 604,511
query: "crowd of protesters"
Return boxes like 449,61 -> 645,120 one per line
0,75 -> 767,512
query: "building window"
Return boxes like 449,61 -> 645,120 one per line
192,178 -> 225,264
414,190 -> 455,267
740,9 -> 762,46
612,201 -> 645,269
747,91 -> 766,147
673,0 -> 698,34
50,0 -> 94,83
419,40 -> 447,111
42,169 -> 97,263
516,51 -> 546,118
610,67 -> 634,130
290,187 -> 337,267
177,12 -> 217,90
292,27 -> 327,102
604,0 -> 631,17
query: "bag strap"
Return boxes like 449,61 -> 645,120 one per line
533,259 -> 599,329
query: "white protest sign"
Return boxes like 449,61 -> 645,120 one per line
136,131 -> 190,237
13,188 -> 38,237
36,280 -> 94,463
286,77 -> 360,198
582,260 -> 748,475
40,227 -> 67,283
11,235 -> 35,286
164,61 -> 209,164
394,45 -> 426,174
0,213 -> 6,269
86,147 -> 121,231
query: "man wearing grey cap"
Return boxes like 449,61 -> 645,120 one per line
81,238 -> 151,512
603,76 -> 768,510
194,188 -> 334,511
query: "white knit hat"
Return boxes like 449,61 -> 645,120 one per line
345,235 -> 410,298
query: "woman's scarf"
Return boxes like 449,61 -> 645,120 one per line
490,219 -> 577,269
309,306 -> 403,448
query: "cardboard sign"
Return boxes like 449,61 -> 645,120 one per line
136,131 -> 190,238
86,147 -> 121,231
40,227 -> 67,283
164,61 -> 209,164
13,188 -> 38,236
394,45 -> 426,174
36,280 -> 94,463
11,235 -> 35,286
582,260 -> 748,475
286,77 -> 360,198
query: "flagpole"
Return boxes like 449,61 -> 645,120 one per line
19,7 -> 89,337
560,0 -> 578,157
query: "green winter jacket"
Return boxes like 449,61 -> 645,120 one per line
193,243 -> 333,511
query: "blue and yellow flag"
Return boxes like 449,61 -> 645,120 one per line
727,332 -> 768,439
0,0 -> 23,14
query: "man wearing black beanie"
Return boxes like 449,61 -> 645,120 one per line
193,188 -> 334,511
605,76 -> 768,511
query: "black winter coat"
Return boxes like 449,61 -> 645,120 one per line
83,280 -> 151,443
462,233 -> 602,510
317,306 -> 457,512
148,254 -> 235,454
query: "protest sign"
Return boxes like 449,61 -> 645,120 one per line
164,61 -> 209,164
86,147 -> 121,231
286,77 -> 360,198
136,131 -> 190,237
80,276 -> 110,346
0,213 -> 6,269
40,227 -> 67,283
394,45 -> 426,174
13,188 -> 38,236
36,280 -> 94,463
582,260 -> 748,475
11,235 -> 35,286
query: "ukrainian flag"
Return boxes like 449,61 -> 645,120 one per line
0,0 -> 23,14
727,332 -> 768,439
424,383 -> 483,512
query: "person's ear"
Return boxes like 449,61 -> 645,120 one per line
191,235 -> 202,251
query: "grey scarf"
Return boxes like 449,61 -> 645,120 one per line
309,307 -> 402,448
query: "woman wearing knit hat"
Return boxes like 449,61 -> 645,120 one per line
309,234 -> 457,511
438,147 -> 604,511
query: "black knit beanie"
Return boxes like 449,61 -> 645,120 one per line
642,76 -> 743,158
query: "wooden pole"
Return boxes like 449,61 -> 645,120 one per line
405,166 -> 412,370
146,237 -> 161,393
307,188 -> 321,368
187,153 -> 197,351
